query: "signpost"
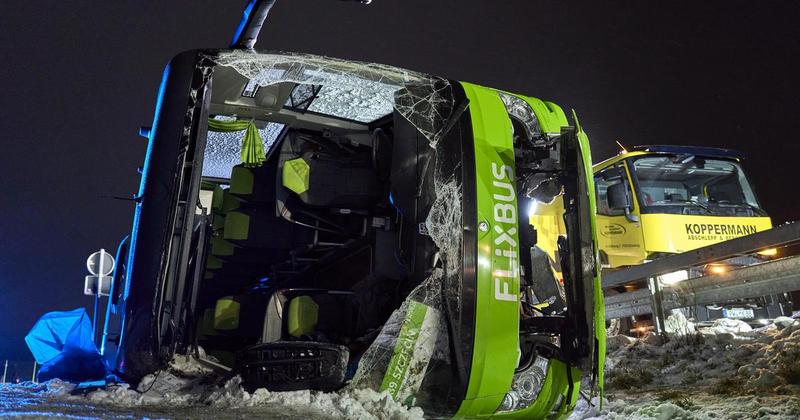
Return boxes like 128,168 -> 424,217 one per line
85,249 -> 115,338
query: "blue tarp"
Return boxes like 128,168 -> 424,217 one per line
25,308 -> 108,382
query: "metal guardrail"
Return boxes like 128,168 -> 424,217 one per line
602,222 -> 800,331
605,254 -> 800,321
603,221 -> 800,288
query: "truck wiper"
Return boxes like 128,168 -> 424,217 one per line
676,198 -> 713,214
735,202 -> 763,215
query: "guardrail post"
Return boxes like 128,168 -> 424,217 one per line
648,276 -> 667,335
2,360 -> 7,383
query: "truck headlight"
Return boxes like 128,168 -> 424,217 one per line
705,264 -> 728,276
757,248 -> 778,257
496,356 -> 549,413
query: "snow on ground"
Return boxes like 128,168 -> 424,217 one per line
0,347 -> 423,420
4,317 -> 800,419
571,314 -> 800,420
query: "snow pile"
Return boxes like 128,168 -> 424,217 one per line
736,320 -> 800,391
20,350 -> 425,419
663,310 -> 695,336
703,317 -> 752,336
605,315 -> 800,391
205,376 -> 424,419
569,315 -> 800,419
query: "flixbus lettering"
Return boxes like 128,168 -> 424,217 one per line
492,162 -> 518,303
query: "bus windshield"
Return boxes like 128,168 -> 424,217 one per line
631,155 -> 765,216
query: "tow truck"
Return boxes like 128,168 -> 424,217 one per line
594,145 -> 792,332
98,0 -> 605,418
534,144 -> 788,335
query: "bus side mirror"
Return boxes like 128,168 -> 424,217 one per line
607,182 -> 631,210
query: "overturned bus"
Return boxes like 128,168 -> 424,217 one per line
100,24 -> 604,419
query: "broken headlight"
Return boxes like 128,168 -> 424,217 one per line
496,356 -> 550,413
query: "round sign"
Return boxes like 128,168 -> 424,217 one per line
87,250 -> 115,276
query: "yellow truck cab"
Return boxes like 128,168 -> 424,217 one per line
532,144 -> 783,330
592,145 -> 772,268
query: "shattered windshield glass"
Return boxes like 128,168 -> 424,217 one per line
209,50 -> 455,145
306,84 -> 397,122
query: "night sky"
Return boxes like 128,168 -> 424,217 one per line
1,1 -> 799,360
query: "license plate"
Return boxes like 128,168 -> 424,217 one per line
723,308 -> 754,319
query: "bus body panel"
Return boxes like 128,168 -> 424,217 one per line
456,82 -> 521,416
108,50 -> 602,417
115,50 -> 203,379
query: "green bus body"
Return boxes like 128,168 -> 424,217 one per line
108,50 -> 603,418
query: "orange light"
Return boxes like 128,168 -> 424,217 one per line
707,264 -> 728,275
758,248 -> 778,257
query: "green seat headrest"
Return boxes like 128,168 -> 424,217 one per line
212,213 -> 226,231
206,256 -> 224,270
210,237 -> 235,257
223,211 -> 250,241
230,166 -> 255,196
214,296 -> 241,330
282,158 -> 311,195
287,295 -> 319,338
211,185 -> 225,212
222,190 -> 241,213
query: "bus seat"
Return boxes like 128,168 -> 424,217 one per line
276,131 -> 383,213
223,207 -> 304,248
210,236 -> 279,264
230,160 -> 279,204
214,297 -> 241,330
268,290 -> 360,343
222,189 -> 242,213
280,156 -> 381,209
206,256 -> 224,270
213,294 -> 270,338
211,185 -> 226,213
210,237 -> 236,257
287,296 -> 319,338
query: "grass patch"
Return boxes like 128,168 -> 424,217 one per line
776,351 -> 800,384
682,371 -> 702,385
607,366 -> 654,390
657,390 -> 696,410
710,376 -> 746,395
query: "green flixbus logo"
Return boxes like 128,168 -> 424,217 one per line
491,162 -> 518,303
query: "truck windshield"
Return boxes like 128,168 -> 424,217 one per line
631,155 -> 765,216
